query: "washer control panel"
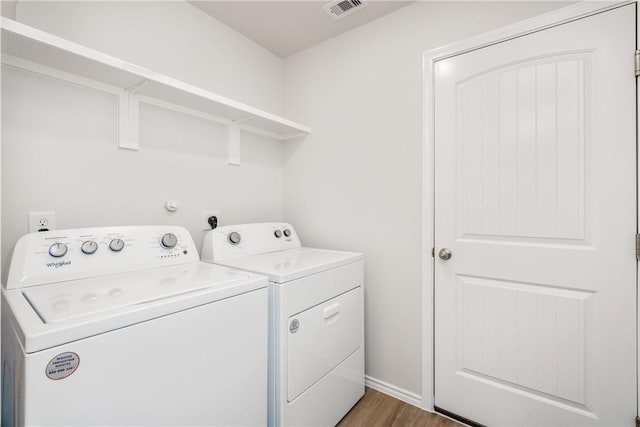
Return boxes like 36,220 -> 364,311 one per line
6,226 -> 199,289
201,222 -> 301,262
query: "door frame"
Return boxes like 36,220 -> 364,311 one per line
421,0 -> 637,412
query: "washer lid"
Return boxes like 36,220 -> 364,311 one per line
5,262 -> 267,353
214,248 -> 363,283
22,262 -> 255,324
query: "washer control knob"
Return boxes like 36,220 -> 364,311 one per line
274,230 -> 282,238
283,229 -> 292,237
160,233 -> 178,249
81,240 -> 98,254
109,238 -> 125,252
228,232 -> 241,245
48,242 -> 68,258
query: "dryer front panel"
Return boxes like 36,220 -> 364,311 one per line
287,287 -> 362,402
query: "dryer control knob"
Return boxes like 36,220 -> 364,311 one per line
109,238 -> 125,252
81,240 -> 98,254
283,229 -> 292,237
48,242 -> 68,258
228,232 -> 241,245
160,233 -> 178,249
274,230 -> 282,238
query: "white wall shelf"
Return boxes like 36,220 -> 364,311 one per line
0,17 -> 310,164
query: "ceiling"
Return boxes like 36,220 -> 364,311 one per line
189,1 -> 414,58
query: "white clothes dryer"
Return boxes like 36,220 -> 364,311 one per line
201,223 -> 364,427
2,226 -> 268,426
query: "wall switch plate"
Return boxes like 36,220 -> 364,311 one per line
202,210 -> 220,231
29,211 -> 56,233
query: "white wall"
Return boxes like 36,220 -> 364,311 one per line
14,1 -> 283,114
1,1 -> 286,281
0,1 -> 18,19
282,1 -> 571,398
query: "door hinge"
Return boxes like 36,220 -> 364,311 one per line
635,50 -> 640,77
635,233 -> 640,259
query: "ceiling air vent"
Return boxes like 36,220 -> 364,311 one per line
322,0 -> 369,20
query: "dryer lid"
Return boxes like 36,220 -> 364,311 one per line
214,248 -> 362,283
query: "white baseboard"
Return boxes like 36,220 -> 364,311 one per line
363,377 -> 475,426
364,375 -> 424,409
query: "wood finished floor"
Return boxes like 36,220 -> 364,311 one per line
337,388 -> 462,427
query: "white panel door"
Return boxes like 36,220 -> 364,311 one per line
434,5 -> 636,426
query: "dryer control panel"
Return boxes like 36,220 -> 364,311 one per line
202,223 -> 302,262
6,226 -> 199,289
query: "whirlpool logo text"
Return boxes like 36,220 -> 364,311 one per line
46,261 -> 71,269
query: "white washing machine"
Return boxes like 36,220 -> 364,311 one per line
2,225 -> 269,426
201,222 -> 364,427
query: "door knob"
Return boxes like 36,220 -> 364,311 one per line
438,248 -> 452,260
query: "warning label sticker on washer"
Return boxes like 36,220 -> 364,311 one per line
46,352 -> 80,380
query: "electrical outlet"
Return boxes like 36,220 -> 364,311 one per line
29,211 -> 56,233
202,210 -> 219,231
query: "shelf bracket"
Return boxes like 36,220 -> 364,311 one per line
118,79 -> 148,150
227,118 -> 252,166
